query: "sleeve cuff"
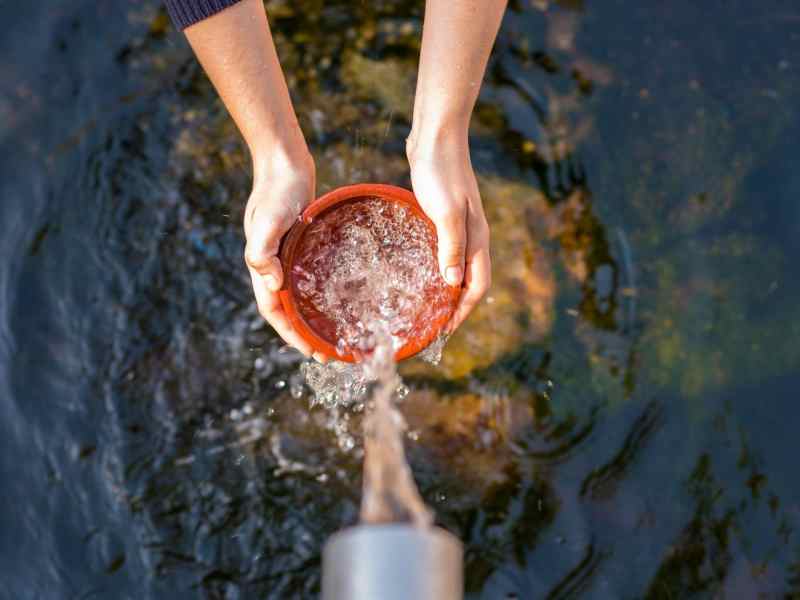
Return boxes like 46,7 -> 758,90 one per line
164,0 -> 244,31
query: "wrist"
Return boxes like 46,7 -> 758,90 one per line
251,130 -> 313,183
406,119 -> 470,166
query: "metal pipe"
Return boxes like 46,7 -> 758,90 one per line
322,524 -> 463,600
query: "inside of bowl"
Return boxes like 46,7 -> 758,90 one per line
288,195 -> 455,356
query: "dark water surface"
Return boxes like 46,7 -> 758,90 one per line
2,1 -> 799,598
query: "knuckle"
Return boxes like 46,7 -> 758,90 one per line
467,287 -> 485,305
244,247 -> 263,268
469,214 -> 490,244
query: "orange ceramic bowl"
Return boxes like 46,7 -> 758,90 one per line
278,183 -> 460,363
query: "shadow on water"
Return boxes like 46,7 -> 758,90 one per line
1,0 -> 800,598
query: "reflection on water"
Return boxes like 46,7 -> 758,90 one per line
1,0 -> 800,598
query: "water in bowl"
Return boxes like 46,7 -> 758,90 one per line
291,196 -> 452,357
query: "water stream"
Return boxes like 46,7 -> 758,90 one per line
292,196 -> 444,526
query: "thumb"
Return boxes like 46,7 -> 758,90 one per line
431,208 -> 466,287
245,213 -> 294,292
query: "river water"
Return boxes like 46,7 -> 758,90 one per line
1,1 -> 799,598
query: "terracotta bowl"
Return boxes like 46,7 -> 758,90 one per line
278,183 -> 460,362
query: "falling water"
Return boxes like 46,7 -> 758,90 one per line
294,197 -> 449,526
358,326 -> 432,526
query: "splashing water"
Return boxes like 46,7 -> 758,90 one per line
292,197 -> 452,526
301,326 -> 434,527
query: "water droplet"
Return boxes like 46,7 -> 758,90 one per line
290,378 -> 304,399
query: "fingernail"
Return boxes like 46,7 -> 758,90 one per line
445,266 -> 462,286
265,275 -> 278,291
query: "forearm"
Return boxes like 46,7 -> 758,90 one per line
409,0 -> 507,152
183,0 -> 308,174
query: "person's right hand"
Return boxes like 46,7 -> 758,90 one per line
243,150 -> 325,361
407,132 -> 492,335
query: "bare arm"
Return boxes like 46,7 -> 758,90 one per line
408,0 -> 507,331
411,0 -> 507,144
183,0 -> 319,359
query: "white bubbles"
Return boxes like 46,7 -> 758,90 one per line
300,360 -> 368,410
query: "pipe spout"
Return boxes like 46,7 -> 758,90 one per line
322,524 -> 463,600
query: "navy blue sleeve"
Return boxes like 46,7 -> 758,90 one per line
164,0 -> 244,31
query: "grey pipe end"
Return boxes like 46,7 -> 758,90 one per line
322,524 -> 463,600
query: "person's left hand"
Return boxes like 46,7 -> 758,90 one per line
407,135 -> 492,333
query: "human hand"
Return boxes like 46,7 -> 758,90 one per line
407,132 -> 492,333
244,150 -> 326,361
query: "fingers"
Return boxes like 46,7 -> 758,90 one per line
248,266 -> 314,358
430,203 -> 467,286
447,245 -> 492,333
